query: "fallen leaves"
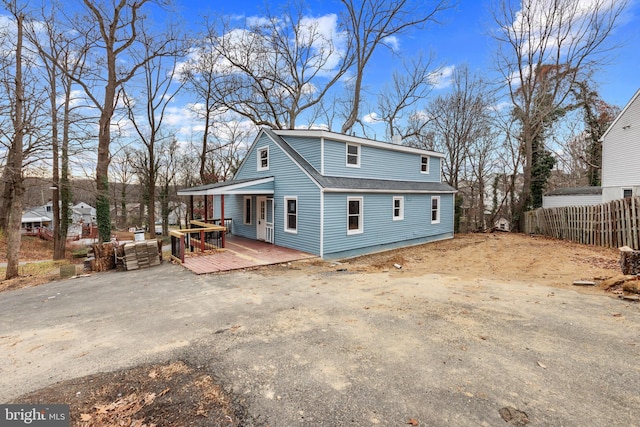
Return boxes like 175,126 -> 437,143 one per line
80,390 -> 164,427
407,418 -> 419,425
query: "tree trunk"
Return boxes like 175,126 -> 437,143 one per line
95,82 -> 116,242
5,14 -> 26,280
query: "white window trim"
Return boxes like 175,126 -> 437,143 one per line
393,196 -> 404,221
243,196 -> 252,225
420,155 -> 430,174
257,146 -> 269,171
347,196 -> 364,235
431,196 -> 441,224
622,188 -> 633,198
284,196 -> 298,234
346,143 -> 361,168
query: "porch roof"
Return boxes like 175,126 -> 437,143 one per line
177,176 -> 274,196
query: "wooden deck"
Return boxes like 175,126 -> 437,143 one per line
181,235 -> 316,274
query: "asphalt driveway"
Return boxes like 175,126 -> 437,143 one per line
1,261 -> 639,426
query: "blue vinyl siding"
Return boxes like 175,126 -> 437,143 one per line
281,136 -> 322,171
216,130 -> 454,258
322,138 -> 441,182
233,133 -> 322,255
322,192 -> 454,258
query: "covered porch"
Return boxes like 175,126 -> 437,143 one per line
181,234 -> 316,274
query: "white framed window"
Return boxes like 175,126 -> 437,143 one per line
393,196 -> 404,221
284,196 -> 297,233
623,188 -> 633,198
420,155 -> 429,174
431,196 -> 440,224
347,197 -> 363,234
346,143 -> 360,167
243,196 -> 252,225
257,146 -> 269,171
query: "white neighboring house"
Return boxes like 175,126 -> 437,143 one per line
20,208 -> 52,233
540,88 -> 640,208
72,202 -> 96,224
601,88 -> 640,203
542,186 -> 603,208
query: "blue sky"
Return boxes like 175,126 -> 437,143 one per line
174,0 -> 639,109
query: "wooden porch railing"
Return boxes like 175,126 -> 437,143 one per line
170,220 -> 229,263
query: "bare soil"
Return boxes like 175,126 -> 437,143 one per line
12,233 -> 627,426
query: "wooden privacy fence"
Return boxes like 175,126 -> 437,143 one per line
523,196 -> 640,250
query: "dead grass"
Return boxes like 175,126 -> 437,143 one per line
0,234 -> 82,292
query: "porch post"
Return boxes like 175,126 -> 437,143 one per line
204,194 -> 209,222
189,195 -> 194,223
221,194 -> 225,248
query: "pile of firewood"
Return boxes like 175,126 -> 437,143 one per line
86,242 -> 117,272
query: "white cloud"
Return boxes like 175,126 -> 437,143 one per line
383,35 -> 400,50
363,112 -> 382,123
428,65 -> 455,90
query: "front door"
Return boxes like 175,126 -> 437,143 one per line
257,196 -> 267,241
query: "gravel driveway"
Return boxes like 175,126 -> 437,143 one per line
1,260 -> 639,426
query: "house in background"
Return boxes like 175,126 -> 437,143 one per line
21,201 -> 96,236
601,88 -> 640,203
541,87 -> 639,208
72,202 -> 96,224
20,208 -> 52,234
178,128 -> 456,259
542,186 -> 603,208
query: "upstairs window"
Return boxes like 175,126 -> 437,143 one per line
431,196 -> 440,224
393,196 -> 404,221
285,197 -> 297,233
257,146 -> 269,171
421,155 -> 430,174
347,197 -> 363,234
346,143 -> 360,167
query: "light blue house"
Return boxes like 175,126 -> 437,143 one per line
178,129 -> 456,259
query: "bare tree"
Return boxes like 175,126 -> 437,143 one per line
186,2 -> 352,136
157,136 -> 180,235
26,4 -> 91,259
423,66 -> 493,189
110,144 -> 135,229
64,0 -> 178,242
570,80 -> 620,186
1,5 -> 26,279
375,54 -> 434,140
490,0 -> 628,224
339,0 -> 450,134
124,30 -> 184,237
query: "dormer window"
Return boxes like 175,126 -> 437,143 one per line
257,146 -> 269,171
346,143 -> 360,167
420,155 -> 429,174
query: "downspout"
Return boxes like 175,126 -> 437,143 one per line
320,189 -> 324,258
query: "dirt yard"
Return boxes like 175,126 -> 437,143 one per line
11,233 -> 630,426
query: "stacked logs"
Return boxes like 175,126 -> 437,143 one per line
87,242 -> 116,272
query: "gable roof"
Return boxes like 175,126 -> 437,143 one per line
179,128 -> 457,196
21,209 -> 52,223
271,128 -> 445,158
600,87 -> 640,142
264,128 -> 456,194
